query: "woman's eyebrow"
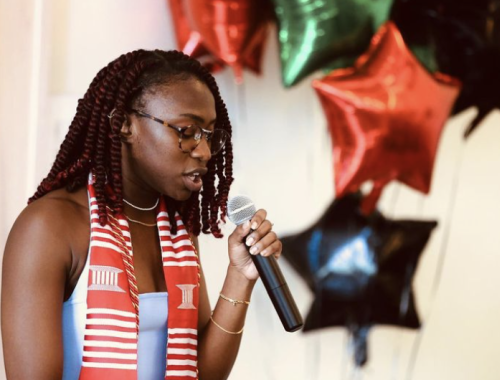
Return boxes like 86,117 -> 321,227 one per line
179,113 -> 216,125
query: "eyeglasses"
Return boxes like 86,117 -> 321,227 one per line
131,109 -> 229,155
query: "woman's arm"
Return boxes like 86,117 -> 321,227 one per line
195,210 -> 281,380
2,200 -> 73,380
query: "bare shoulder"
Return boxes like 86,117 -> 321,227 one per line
1,186 -> 89,379
6,186 -> 88,250
3,186 -> 89,288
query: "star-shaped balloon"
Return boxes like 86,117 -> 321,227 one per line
168,0 -> 209,59
281,193 -> 438,366
180,0 -> 272,83
313,22 -> 461,214
271,0 -> 393,87
391,0 -> 500,137
453,47 -> 500,137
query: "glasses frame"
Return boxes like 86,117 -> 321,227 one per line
130,109 -> 227,155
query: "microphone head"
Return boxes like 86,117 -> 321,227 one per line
227,195 -> 257,226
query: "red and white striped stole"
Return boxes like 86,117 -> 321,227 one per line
79,178 -> 200,380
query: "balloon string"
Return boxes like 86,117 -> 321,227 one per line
350,358 -> 363,380
387,182 -> 403,380
390,261 -> 416,380
404,139 -> 465,380
416,193 -> 426,217
389,183 -> 401,218
345,332 -> 356,380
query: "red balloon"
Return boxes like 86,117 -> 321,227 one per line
313,22 -> 461,214
183,0 -> 271,82
168,0 -> 207,58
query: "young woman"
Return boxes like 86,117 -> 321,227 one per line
2,50 -> 281,380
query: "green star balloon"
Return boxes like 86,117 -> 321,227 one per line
271,0 -> 393,87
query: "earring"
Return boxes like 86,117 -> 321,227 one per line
108,108 -> 118,128
108,108 -> 117,119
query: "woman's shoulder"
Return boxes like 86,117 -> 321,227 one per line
3,187 -> 90,300
16,186 -> 88,230
5,186 -> 89,259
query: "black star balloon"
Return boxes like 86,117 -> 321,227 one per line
391,0 -> 500,137
430,7 -> 500,137
281,193 -> 438,366
452,47 -> 500,137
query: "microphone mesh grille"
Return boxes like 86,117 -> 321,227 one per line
227,196 -> 257,226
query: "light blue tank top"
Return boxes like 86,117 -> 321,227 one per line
62,248 -> 169,380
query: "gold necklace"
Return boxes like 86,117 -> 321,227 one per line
125,215 -> 157,227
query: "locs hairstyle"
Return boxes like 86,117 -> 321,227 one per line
29,50 -> 233,237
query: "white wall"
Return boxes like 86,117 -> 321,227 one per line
1,1 -> 499,379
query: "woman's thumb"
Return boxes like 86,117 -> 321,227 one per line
230,220 -> 252,243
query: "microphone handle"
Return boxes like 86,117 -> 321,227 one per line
250,252 -> 303,332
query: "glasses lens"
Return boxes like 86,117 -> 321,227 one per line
180,126 -> 201,152
180,126 -> 228,155
210,130 -> 228,155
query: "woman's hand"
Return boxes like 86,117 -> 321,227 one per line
227,209 -> 282,281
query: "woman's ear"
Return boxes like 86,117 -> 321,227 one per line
120,114 -> 133,143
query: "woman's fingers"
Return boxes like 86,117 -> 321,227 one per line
246,230 -> 282,258
242,208 -> 282,258
248,209 -> 268,231
245,219 -> 273,247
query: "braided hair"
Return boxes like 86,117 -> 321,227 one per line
29,50 -> 234,237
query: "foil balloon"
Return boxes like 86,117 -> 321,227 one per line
313,22 -> 461,214
271,0 -> 393,87
453,47 -> 500,137
430,1 -> 500,137
281,193 -> 438,366
168,0 -> 227,74
391,0 -> 500,137
168,0 -> 207,58
183,0 -> 272,82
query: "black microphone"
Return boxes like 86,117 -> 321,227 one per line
227,195 -> 303,332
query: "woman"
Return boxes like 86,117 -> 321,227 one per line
2,50 -> 281,380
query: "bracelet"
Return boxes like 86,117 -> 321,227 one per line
210,315 -> 244,335
219,292 -> 250,306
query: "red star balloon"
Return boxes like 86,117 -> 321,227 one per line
313,22 -> 461,214
168,0 -> 227,74
168,0 -> 208,59
182,0 -> 272,83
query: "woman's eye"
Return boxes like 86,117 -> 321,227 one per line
180,125 -> 199,138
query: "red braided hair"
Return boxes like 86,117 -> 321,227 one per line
29,50 -> 234,237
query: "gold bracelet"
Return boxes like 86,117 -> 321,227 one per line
210,315 -> 244,335
219,292 -> 250,306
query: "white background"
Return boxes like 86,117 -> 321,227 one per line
1,1 -> 500,379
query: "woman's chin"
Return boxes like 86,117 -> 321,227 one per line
166,188 -> 193,202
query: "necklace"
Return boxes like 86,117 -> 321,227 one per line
123,197 -> 160,211
125,215 -> 157,227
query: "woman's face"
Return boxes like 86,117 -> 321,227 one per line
122,77 -> 217,201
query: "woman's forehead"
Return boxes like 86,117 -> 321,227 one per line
143,79 -> 216,118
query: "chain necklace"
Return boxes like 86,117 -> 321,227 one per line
123,197 -> 160,211
125,215 -> 157,227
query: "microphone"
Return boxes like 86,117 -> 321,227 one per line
227,195 -> 303,332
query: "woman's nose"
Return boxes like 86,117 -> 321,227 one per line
191,137 -> 212,161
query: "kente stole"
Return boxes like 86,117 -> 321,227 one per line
79,176 -> 200,379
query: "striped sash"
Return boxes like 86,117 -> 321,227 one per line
79,175 -> 200,380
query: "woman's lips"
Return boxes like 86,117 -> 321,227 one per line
182,173 -> 203,192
